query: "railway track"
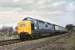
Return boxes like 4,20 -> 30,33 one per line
0,32 -> 71,50
0,39 -> 24,46
0,33 -> 67,46
20,33 -> 70,50
29,33 -> 70,50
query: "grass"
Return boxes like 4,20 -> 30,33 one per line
55,32 -> 75,50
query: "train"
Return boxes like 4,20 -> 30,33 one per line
16,17 -> 67,40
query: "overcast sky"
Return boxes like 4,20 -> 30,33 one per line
0,0 -> 75,27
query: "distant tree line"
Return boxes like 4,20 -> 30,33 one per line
65,24 -> 75,32
0,26 -> 16,36
0,26 -> 13,33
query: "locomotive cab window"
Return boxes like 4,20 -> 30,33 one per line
31,23 -> 34,30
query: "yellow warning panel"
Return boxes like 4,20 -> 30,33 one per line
16,20 -> 32,35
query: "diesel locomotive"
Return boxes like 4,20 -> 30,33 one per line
16,17 -> 67,40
